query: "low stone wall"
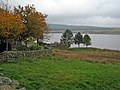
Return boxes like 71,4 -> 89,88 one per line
0,49 -> 50,62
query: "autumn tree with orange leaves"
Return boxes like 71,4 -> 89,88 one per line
14,5 -> 48,47
0,9 -> 23,50
0,9 -> 23,39
0,2 -> 48,51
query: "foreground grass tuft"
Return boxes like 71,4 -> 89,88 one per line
0,57 -> 120,90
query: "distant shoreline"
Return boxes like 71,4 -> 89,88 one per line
49,29 -> 120,35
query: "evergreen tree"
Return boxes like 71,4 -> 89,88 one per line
74,32 -> 83,47
83,34 -> 91,47
61,29 -> 73,47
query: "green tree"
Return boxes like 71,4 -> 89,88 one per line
83,34 -> 91,47
61,29 -> 73,47
14,5 -> 48,47
74,32 -> 83,47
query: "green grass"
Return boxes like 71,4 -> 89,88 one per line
68,47 -> 120,52
0,57 -> 120,90
28,41 -> 37,46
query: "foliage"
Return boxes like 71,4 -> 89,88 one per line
14,5 -> 48,45
27,41 -> 37,46
16,45 -> 44,51
68,47 -> 102,52
28,45 -> 43,50
0,57 -> 120,90
0,9 -> 23,39
53,41 -> 69,50
61,29 -> 73,47
16,45 -> 29,51
61,30 -> 92,48
74,32 -> 83,47
0,3 -> 48,51
83,34 -> 91,47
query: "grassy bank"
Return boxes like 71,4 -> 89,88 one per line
0,56 -> 120,90
53,48 -> 120,64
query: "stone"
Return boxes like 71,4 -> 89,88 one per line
0,85 -> 15,90
0,76 -> 26,90
10,80 -> 19,88
0,50 -> 50,62
19,87 -> 26,90
0,77 -> 12,85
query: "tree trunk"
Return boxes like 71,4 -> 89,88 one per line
6,39 -> 9,51
6,42 -> 8,51
78,44 -> 80,47
68,43 -> 71,48
17,39 -> 22,47
37,38 -> 39,47
25,41 -> 27,47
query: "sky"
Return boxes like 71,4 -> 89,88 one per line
4,0 -> 120,27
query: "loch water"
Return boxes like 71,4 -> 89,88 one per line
45,33 -> 120,50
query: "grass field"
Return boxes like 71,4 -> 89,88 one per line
0,56 -> 120,90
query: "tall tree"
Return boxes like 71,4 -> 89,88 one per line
0,9 -> 23,50
14,5 -> 48,47
74,32 -> 83,47
83,34 -> 91,47
61,29 -> 73,47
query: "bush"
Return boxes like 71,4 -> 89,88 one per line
29,46 -> 39,50
53,42 -> 68,50
16,45 -> 29,51
16,45 -> 49,51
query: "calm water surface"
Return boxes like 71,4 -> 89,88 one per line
45,33 -> 120,50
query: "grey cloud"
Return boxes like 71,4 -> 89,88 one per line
8,0 -> 120,27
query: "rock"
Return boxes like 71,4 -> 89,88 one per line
0,50 -> 50,62
10,80 -> 19,88
0,77 -> 12,85
0,85 -> 15,90
19,87 -> 26,90
0,76 -> 26,90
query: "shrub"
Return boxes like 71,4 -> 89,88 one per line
16,45 -> 29,51
29,46 -> 39,50
53,42 -> 69,50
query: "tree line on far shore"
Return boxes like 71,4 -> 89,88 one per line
60,29 -> 91,48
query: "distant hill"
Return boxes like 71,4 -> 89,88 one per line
48,24 -> 113,30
